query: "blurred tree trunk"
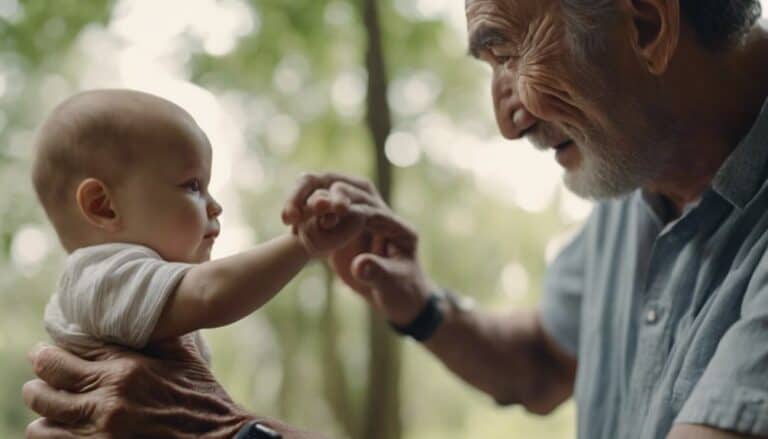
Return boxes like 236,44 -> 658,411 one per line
360,1 -> 403,439
320,265 -> 358,438
268,297 -> 306,421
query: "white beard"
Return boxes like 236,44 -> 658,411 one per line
563,139 -> 660,200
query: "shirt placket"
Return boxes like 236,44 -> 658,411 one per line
630,211 -> 700,418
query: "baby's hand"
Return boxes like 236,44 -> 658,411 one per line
294,190 -> 364,257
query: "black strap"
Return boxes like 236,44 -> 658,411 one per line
389,293 -> 444,342
234,421 -> 282,439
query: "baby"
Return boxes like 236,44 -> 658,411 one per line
32,89 -> 359,360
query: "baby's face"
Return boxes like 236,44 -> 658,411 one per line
112,114 -> 222,263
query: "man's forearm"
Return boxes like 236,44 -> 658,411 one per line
423,304 -> 576,414
153,234 -> 310,340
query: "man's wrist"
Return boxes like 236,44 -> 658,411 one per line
206,410 -> 252,439
388,287 -> 475,342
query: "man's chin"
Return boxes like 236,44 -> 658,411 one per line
563,169 -> 637,201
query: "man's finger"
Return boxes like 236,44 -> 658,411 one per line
346,205 -> 418,251
282,174 -> 325,225
313,172 -> 376,194
330,182 -> 381,207
351,253 -> 400,290
29,345 -> 101,393
22,379 -> 91,424
25,418 -> 80,439
328,190 -> 351,216
306,190 -> 334,218
283,173 -> 375,224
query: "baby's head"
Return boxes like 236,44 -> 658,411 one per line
32,89 -> 222,263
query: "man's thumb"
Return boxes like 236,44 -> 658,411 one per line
352,253 -> 395,286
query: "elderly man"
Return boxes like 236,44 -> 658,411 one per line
23,0 -> 768,438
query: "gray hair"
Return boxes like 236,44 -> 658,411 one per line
561,0 -> 763,52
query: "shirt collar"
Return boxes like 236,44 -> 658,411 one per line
712,97 -> 768,209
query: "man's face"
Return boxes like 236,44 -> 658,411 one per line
466,0 -> 666,199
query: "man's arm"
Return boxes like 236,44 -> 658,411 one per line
423,304 -> 577,414
669,424 -> 768,439
151,234 -> 311,341
282,172 -> 578,414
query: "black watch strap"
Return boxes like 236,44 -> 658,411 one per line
234,421 -> 282,439
389,293 -> 444,342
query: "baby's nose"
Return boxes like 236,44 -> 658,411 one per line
208,199 -> 223,218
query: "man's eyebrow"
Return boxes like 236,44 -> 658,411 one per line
467,27 -> 509,59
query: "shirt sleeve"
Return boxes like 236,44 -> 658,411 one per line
539,215 -> 592,357
58,245 -> 193,349
674,253 -> 768,436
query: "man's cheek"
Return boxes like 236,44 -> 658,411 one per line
518,64 -> 583,128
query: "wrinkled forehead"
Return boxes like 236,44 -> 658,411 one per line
465,0 -> 555,56
465,0 -> 548,27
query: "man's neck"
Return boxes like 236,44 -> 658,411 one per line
646,24 -> 768,217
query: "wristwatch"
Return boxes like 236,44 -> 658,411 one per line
390,288 -> 474,342
234,421 -> 282,439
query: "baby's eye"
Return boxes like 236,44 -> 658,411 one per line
182,178 -> 201,192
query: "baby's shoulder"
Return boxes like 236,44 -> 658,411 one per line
63,243 -> 162,284
68,242 -> 161,266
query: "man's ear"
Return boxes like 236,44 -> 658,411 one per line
625,0 -> 680,75
75,178 -> 121,232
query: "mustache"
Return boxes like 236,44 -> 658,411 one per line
525,123 -> 572,151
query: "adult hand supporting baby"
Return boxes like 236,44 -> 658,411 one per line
283,172 -> 435,326
22,336 -> 325,439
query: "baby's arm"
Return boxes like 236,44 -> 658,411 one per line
150,234 -> 309,341
150,195 -> 364,342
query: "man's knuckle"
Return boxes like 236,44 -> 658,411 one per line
113,359 -> 145,388
21,381 -> 43,412
99,399 -> 127,430
32,347 -> 57,377
25,419 -> 42,439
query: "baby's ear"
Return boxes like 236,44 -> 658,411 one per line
75,178 -> 121,232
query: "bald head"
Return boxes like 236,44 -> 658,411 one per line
32,89 -> 204,250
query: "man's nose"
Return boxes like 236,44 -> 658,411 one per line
494,72 -> 538,139
510,101 -> 537,138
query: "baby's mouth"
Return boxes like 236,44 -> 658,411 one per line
203,230 -> 219,240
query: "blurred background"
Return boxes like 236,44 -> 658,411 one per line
1,1 -> 764,438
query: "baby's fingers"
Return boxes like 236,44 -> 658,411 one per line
307,190 -> 334,217
307,190 -> 351,218
320,214 -> 340,229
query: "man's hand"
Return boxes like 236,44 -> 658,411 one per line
282,172 -> 435,325
22,336 -> 324,438
293,191 -> 365,257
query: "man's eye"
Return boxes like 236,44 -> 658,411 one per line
491,51 -> 515,65
182,179 -> 201,192
495,55 -> 511,64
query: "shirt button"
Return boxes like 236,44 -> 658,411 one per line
645,308 -> 658,324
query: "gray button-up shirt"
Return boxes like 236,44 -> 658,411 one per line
541,98 -> 768,438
